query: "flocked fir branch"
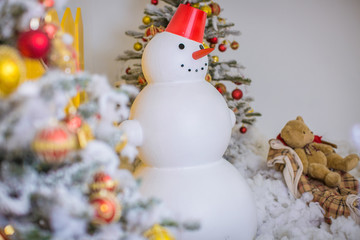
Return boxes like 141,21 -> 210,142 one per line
117,0 -> 261,133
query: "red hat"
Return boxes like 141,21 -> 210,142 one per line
165,4 -> 207,43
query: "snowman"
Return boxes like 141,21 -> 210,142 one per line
120,4 -> 257,240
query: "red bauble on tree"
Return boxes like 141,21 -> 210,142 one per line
209,2 -> 221,16
125,67 -> 131,74
215,83 -> 226,95
218,43 -> 227,52
32,124 -> 77,164
231,41 -> 239,50
39,0 -> 55,8
91,172 -> 117,192
207,37 -> 218,44
17,30 -> 50,59
151,0 -> 158,5
90,191 -> 122,225
240,126 -> 247,134
232,88 -> 243,100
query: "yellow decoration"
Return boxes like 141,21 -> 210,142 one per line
200,5 -> 212,17
144,224 -> 174,240
24,58 -> 46,79
205,73 -> 212,82
115,133 -> 128,153
211,55 -> 219,63
134,42 -> 143,51
48,35 -> 77,73
61,8 -> 75,48
64,90 -> 88,115
192,3 -> 200,8
247,108 -> 254,113
142,15 -> 152,25
0,46 -> 26,98
75,8 -> 84,70
45,8 -> 60,25
77,123 -> 94,149
202,42 -> 209,49
4,225 -> 14,236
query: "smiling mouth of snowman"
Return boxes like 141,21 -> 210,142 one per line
180,62 -> 208,72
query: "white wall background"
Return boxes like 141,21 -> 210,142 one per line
63,0 -> 360,145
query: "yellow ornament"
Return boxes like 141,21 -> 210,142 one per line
200,5 -> 212,17
134,42 -> 143,51
205,73 -> 212,82
247,108 -> 254,113
212,55 -> 219,63
48,32 -> 77,73
144,224 -> 175,240
0,46 -> 26,98
192,3 -> 200,8
202,42 -> 210,49
24,58 -> 46,80
142,15 -> 152,25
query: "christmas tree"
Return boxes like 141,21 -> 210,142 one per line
0,1 -> 193,239
117,0 -> 261,134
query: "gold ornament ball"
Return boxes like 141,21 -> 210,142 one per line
200,5 -> 212,17
144,224 -> 175,240
142,15 -> 152,25
212,55 -> 219,63
134,42 -> 143,51
205,73 -> 212,82
0,46 -> 26,98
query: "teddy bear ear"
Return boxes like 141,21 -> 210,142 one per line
296,116 -> 304,122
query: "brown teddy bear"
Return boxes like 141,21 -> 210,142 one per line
279,116 -> 359,187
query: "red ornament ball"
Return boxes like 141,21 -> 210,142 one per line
125,67 -> 131,74
218,43 -> 227,52
207,37 -> 218,44
209,2 -> 221,16
151,0 -> 158,5
39,0 -> 55,8
90,191 -> 122,225
231,41 -> 239,50
215,83 -> 226,95
91,172 -> 117,192
42,23 -> 58,39
232,88 -> 243,100
185,2 -> 191,6
32,124 -> 77,164
240,126 -> 247,134
64,115 -> 82,133
17,30 -> 50,59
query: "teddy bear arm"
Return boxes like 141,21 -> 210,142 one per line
294,148 -> 309,174
312,142 -> 334,154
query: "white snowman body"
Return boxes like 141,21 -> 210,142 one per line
122,31 -> 257,239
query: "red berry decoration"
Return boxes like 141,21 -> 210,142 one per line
42,23 -> 58,39
240,126 -> 247,134
209,2 -> 221,16
185,2 -> 191,6
232,88 -> 243,100
17,30 -> 50,59
39,0 -> 55,8
231,41 -> 239,50
125,67 -> 131,74
218,43 -> 227,52
151,0 -> 158,5
215,83 -> 226,95
207,37 -> 218,44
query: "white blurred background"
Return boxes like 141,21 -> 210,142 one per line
62,0 -> 360,146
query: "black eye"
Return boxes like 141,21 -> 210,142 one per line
303,131 -> 306,134
178,43 -> 185,49
199,45 -> 204,49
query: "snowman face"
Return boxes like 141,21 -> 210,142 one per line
142,32 -> 210,83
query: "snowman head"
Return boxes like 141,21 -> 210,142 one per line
141,4 -> 214,84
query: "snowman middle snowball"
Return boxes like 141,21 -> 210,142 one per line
129,31 -> 236,168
